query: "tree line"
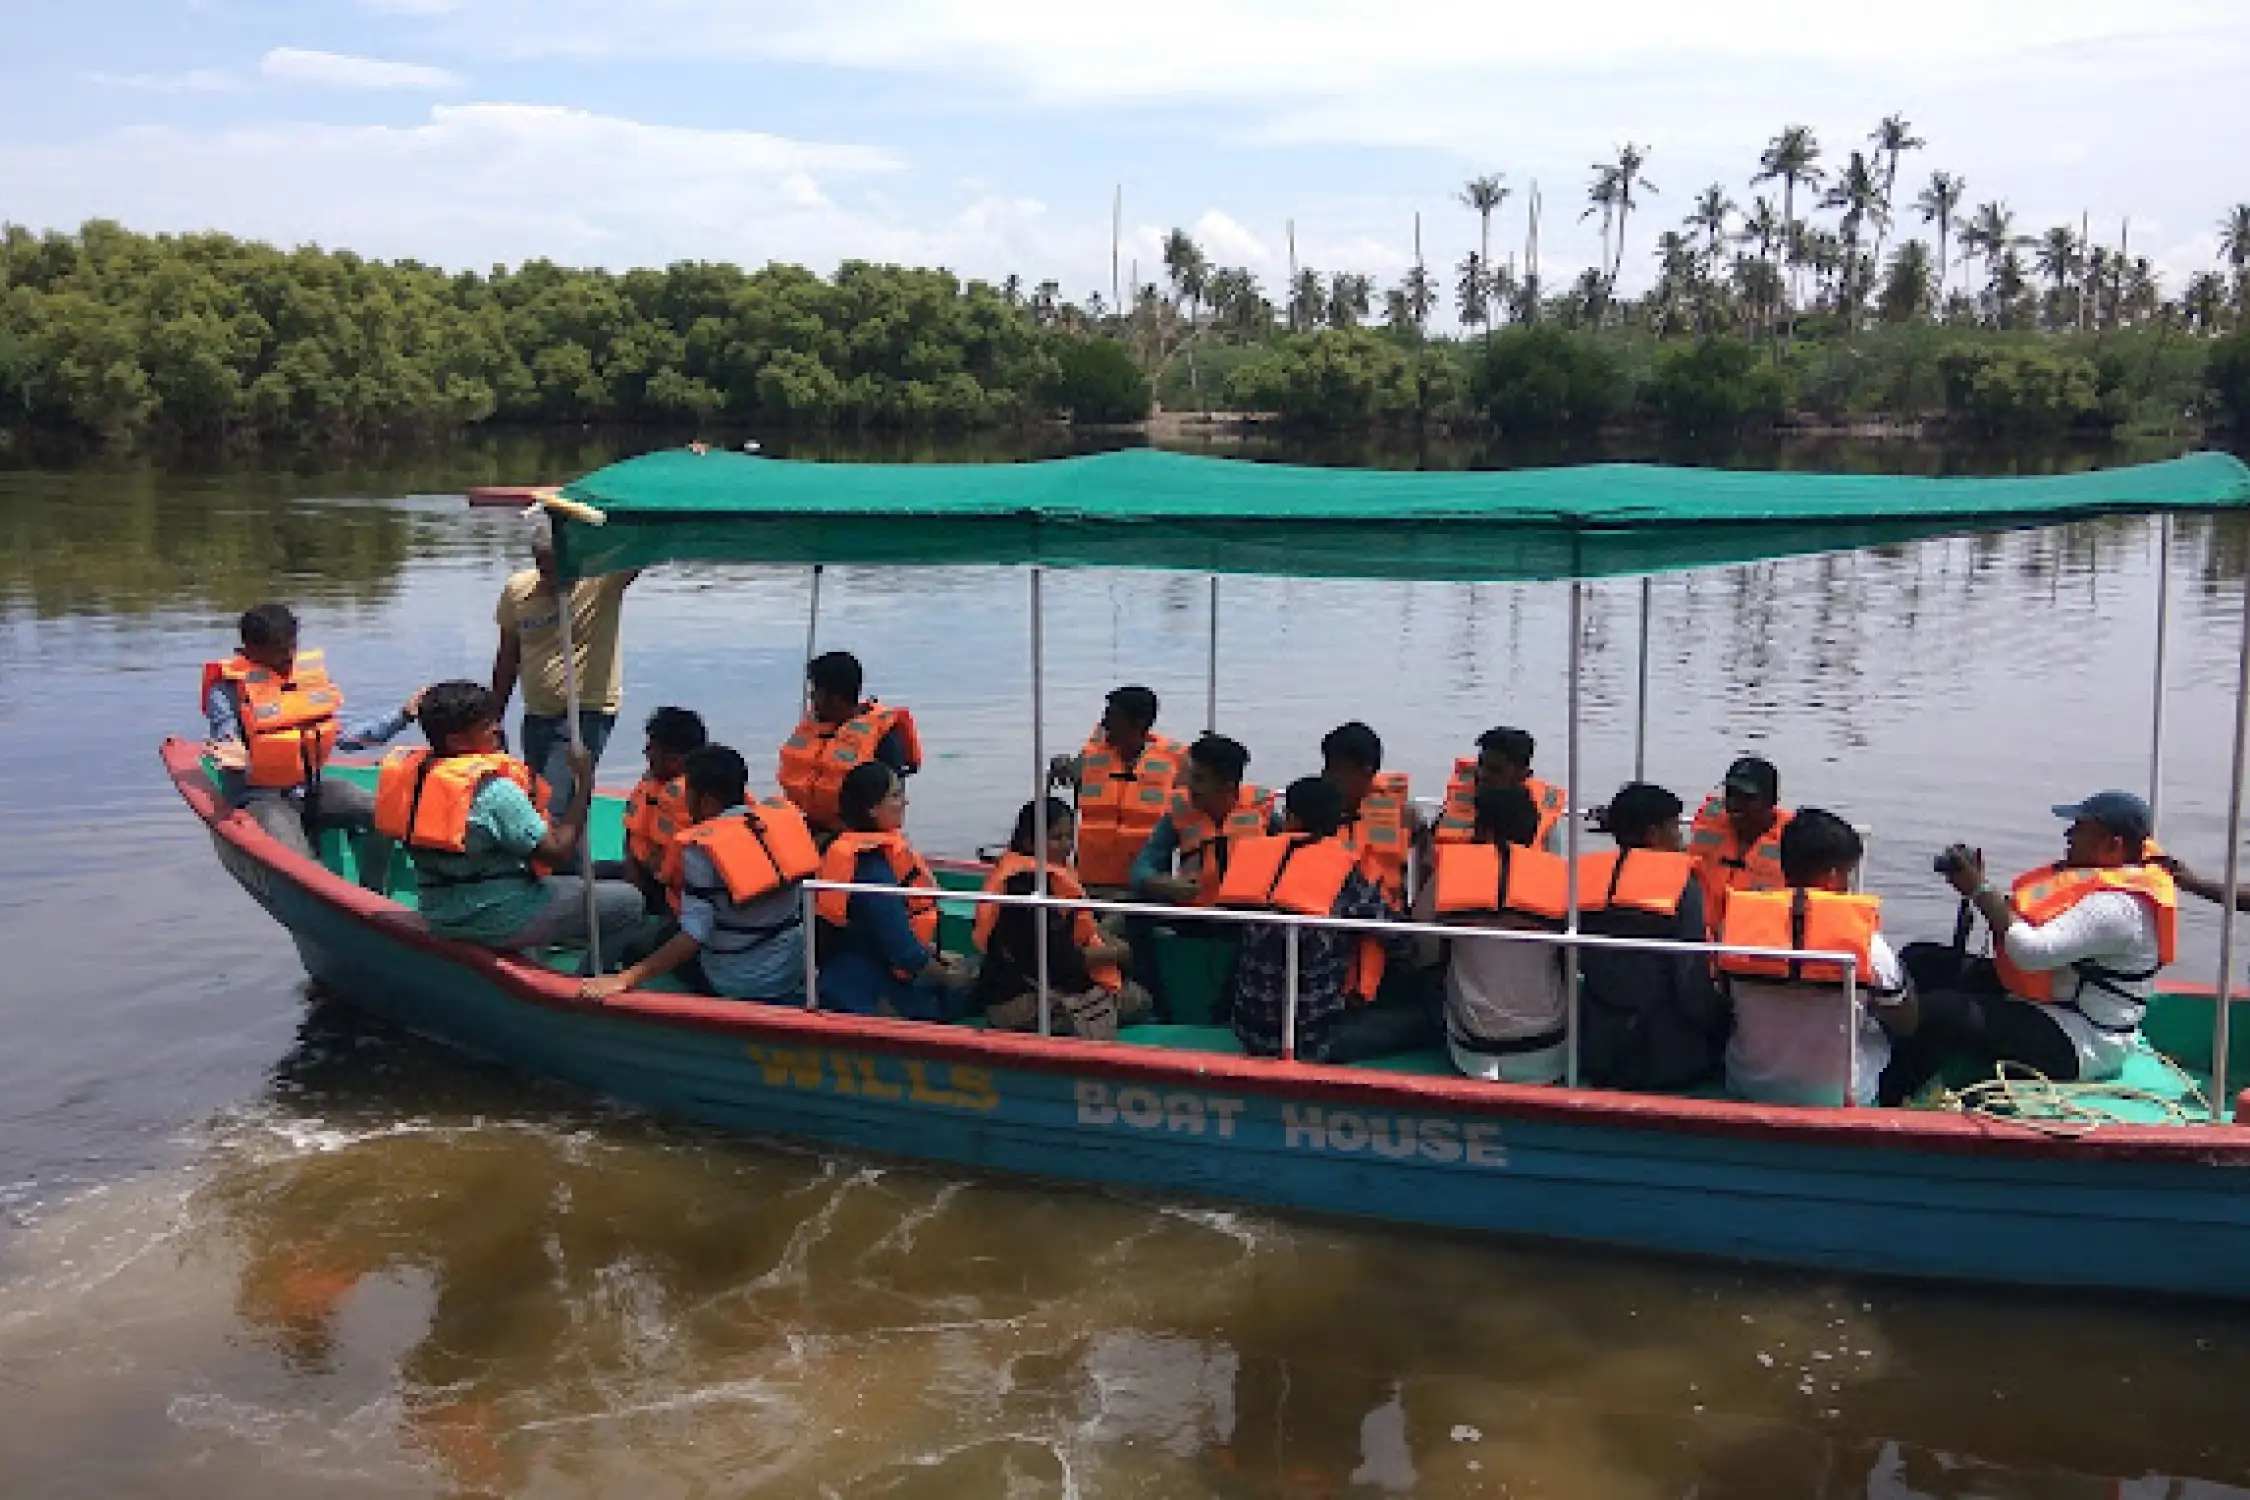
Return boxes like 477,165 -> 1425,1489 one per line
0,220 -> 1151,445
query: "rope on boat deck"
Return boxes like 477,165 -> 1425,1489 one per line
1921,1045 -> 2213,1136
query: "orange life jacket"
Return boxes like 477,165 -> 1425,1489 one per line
672,799 -> 821,904
372,748 -> 546,854
1992,862 -> 2178,1006
1714,888 -> 1882,987
1577,847 -> 1694,917
1171,784 -> 1275,905
624,775 -> 692,869
1074,730 -> 1184,888
1340,771 -> 1413,901
1688,794 -> 1792,931
778,701 -> 923,832
814,830 -> 940,959
973,852 -> 1124,992
1432,840 -> 1571,924
1435,761 -> 1566,848
202,650 -> 343,791
1218,834 -> 1384,1002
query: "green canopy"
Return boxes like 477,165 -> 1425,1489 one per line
552,447 -> 2250,583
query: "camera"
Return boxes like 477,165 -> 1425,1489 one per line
1932,847 -> 1971,877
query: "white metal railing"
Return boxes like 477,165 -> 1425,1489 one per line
794,876 -> 1868,1103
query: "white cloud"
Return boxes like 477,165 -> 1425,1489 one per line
0,104 -> 1085,279
83,67 -> 238,93
1193,210 -> 1268,267
259,47 -> 464,90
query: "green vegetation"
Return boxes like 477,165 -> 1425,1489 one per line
0,221 -> 1102,445
10,102 -> 2250,453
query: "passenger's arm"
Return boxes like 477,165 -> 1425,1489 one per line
337,687 -> 425,752
853,855 -> 941,977
1131,815 -> 1198,903
582,930 -> 700,1001
2155,856 -> 2250,912
528,745 -> 596,866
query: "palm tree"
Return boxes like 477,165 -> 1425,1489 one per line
1915,171 -> 1966,304
1581,166 -> 1620,323
1686,183 -> 1735,273
1289,266 -> 1325,332
1606,143 -> 1657,301
1987,245 -> 2032,329
1738,195 -> 1784,339
1397,261 -> 1438,332
1457,174 -> 1510,328
1327,272 -> 1373,329
2034,225 -> 2084,331
1867,114 -> 1924,272
2221,204 -> 2250,328
1161,229 -> 1208,318
1822,150 -> 1886,326
1753,125 -> 1824,341
1957,202 -> 2024,320
2184,271 -> 2228,333
1454,252 -> 1492,335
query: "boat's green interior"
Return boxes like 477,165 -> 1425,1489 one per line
293,765 -> 2236,1125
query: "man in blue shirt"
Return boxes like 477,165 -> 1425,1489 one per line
580,745 -> 807,1004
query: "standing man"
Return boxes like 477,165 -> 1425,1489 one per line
490,514 -> 638,813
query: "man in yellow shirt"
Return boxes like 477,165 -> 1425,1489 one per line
490,516 -> 640,811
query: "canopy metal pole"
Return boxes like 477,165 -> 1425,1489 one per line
1205,576 -> 1221,733
803,564 -> 824,713
1565,581 -> 1584,1088
801,884 -> 819,1009
1032,568 -> 1053,1037
553,568 -> 602,973
1843,959 -> 1860,1109
2149,517 -> 2172,825
1634,577 -> 1652,781
1281,924 -> 1300,1062
2212,571 -> 2250,1118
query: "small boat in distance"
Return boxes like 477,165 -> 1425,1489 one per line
171,447 -> 2250,1300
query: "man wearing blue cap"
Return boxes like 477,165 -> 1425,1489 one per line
1891,789 -> 2178,1093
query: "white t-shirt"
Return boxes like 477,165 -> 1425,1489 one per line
1726,932 -> 1907,1108
2000,889 -> 2160,1080
1414,885 -> 1571,1083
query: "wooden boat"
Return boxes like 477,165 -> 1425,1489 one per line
171,448 -> 2250,1300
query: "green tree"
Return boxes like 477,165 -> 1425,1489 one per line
1468,324 -> 1627,433
1043,334 -> 1151,422
1645,335 -> 1788,434
1456,173 -> 1510,328
1754,125 -> 1825,341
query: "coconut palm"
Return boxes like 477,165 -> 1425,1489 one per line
1455,251 -> 1492,335
2184,271 -> 2229,332
1327,272 -> 1373,329
1457,174 -> 1510,328
1161,229 -> 1208,318
1606,143 -> 1657,292
1867,114 -> 1924,272
1753,125 -> 1824,338
1738,195 -> 1784,338
1822,150 -> 1886,325
1686,184 -> 1736,272
1957,201 -> 2023,320
2034,225 -> 2084,331
1289,266 -> 1324,332
1581,166 -> 1620,321
2221,204 -> 2250,328
1914,171 -> 1966,303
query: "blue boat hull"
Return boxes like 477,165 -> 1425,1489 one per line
197,802 -> 2250,1302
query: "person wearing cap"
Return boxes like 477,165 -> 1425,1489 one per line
1893,790 -> 2179,1089
490,514 -> 640,813
1686,756 -> 1792,933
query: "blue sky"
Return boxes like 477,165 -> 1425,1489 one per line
5,0 -> 2248,323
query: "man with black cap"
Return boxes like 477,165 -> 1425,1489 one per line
1892,789 -> 2178,1090
1685,755 -> 1791,932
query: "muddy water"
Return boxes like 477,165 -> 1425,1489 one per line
4,439 -> 2250,1497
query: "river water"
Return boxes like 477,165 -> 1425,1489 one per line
6,434 -> 2250,1497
